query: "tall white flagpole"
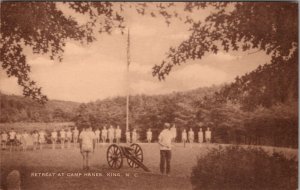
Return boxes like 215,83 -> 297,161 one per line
126,29 -> 130,132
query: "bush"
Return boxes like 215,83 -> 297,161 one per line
191,146 -> 297,190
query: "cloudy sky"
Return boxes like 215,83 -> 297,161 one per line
0,3 -> 271,103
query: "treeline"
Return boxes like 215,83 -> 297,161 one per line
0,54 -> 298,147
0,92 -> 79,123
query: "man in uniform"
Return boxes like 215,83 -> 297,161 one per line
101,126 -> 108,144
79,126 -> 96,170
125,130 -> 130,143
51,129 -> 58,149
115,126 -> 121,144
188,128 -> 195,144
146,128 -> 152,143
158,123 -> 173,176
205,127 -> 212,143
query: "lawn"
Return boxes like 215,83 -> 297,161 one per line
0,143 -> 297,190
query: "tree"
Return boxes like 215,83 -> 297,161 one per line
0,2 -> 125,103
153,2 -> 298,80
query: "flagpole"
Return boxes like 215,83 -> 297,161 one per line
126,29 -> 130,132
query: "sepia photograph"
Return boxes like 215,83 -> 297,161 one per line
0,2 -> 298,190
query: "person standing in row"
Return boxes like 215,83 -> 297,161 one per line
181,129 -> 187,147
60,129 -> 66,149
108,125 -> 114,144
115,126 -> 121,144
125,130 -> 130,143
8,128 -> 16,152
158,123 -> 173,176
131,129 -> 137,143
146,128 -> 152,143
51,129 -> 57,149
95,128 -> 100,144
198,128 -> 204,143
38,130 -> 46,150
205,127 -> 212,143
73,127 -> 79,145
101,126 -> 107,144
66,128 -> 72,148
21,130 -> 29,151
32,131 -> 39,150
1,131 -> 8,150
188,128 -> 194,144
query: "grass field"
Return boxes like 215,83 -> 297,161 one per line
0,143 -> 298,190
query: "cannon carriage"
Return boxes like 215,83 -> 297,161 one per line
106,143 -> 150,172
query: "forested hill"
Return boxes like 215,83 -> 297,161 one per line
0,85 -> 220,124
0,92 -> 80,122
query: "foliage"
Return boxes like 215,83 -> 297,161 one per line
191,146 -> 298,190
0,92 -> 78,122
153,2 -> 298,79
0,2 -> 124,103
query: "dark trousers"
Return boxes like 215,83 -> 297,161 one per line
160,150 -> 171,174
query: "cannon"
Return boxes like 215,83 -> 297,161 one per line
106,143 -> 150,172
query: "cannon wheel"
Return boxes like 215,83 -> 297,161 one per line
127,143 -> 143,168
107,144 -> 123,169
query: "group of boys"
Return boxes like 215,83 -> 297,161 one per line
0,128 -> 47,151
181,127 -> 212,145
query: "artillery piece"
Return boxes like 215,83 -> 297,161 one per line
106,143 -> 150,172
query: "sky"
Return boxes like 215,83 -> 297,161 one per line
0,3 -> 271,103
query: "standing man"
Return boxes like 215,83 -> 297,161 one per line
66,128 -> 72,148
205,127 -> 212,143
8,128 -> 16,152
131,129 -> 137,143
79,126 -> 96,170
108,125 -> 114,144
95,128 -> 100,144
198,128 -> 204,144
125,130 -> 130,143
188,128 -> 195,144
1,130 -> 8,150
60,128 -> 66,149
38,130 -> 46,150
146,128 -> 152,143
101,126 -> 108,144
115,126 -> 121,144
181,129 -> 187,148
73,127 -> 79,145
51,129 -> 58,149
158,123 -> 173,176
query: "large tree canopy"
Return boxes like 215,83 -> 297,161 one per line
153,2 -> 298,80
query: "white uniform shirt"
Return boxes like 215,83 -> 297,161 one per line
51,131 -> 57,138
95,130 -> 100,139
60,131 -> 66,138
147,131 -> 152,139
79,130 -> 96,151
101,129 -> 107,138
108,128 -> 114,139
188,130 -> 194,140
158,129 -> 172,150
206,130 -> 211,139
115,129 -> 121,138
9,131 -> 16,140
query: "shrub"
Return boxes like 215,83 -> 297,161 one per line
191,146 -> 297,190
